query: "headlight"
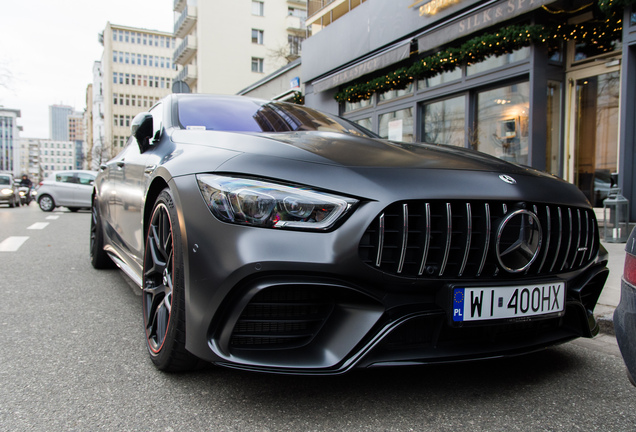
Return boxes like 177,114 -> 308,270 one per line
197,174 -> 358,230
1,188 -> 13,196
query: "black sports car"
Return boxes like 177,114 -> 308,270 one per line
91,94 -> 609,374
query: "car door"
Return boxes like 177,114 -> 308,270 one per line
53,172 -> 77,206
74,172 -> 96,208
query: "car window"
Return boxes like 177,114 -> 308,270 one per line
77,173 -> 96,186
0,175 -> 11,185
56,173 -> 76,183
177,97 -> 377,138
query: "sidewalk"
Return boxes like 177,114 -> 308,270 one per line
594,240 -> 625,335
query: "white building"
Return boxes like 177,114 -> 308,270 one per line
39,140 -> 75,180
172,0 -> 308,94
99,23 -> 175,159
18,137 -> 41,181
0,107 -> 21,174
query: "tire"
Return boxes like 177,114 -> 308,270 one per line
90,197 -> 114,269
142,188 -> 201,371
39,195 -> 55,212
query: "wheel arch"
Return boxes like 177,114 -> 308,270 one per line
143,177 -> 170,240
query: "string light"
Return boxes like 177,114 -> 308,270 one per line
334,3 -> 626,103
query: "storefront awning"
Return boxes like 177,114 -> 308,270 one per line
416,0 -> 552,53
312,40 -> 411,94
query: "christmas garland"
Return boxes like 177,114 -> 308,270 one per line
334,5 -> 625,103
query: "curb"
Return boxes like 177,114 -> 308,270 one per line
596,313 -> 615,336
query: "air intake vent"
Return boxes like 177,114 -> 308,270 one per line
230,286 -> 334,350
359,201 -> 598,279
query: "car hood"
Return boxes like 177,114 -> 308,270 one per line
170,129 -> 530,172
167,129 -> 586,206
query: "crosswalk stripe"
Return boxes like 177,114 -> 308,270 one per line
0,236 -> 29,252
27,222 -> 49,230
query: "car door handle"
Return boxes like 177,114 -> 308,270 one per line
100,164 -> 107,171
116,161 -> 125,168
144,165 -> 156,174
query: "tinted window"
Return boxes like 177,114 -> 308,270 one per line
77,173 -> 96,185
56,173 -> 75,183
0,175 -> 10,185
177,97 -> 376,137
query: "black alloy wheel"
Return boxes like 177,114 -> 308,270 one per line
142,189 -> 201,371
90,197 -> 114,269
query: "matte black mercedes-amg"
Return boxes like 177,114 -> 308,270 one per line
90,94 -> 609,374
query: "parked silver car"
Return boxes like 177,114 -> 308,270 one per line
0,172 -> 20,208
36,170 -> 97,212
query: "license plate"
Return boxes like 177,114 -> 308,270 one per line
452,282 -> 565,322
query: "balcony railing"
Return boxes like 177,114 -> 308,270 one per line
173,36 -> 197,65
286,15 -> 307,33
175,65 -> 197,87
308,0 -> 337,18
174,0 -> 186,13
174,6 -> 197,39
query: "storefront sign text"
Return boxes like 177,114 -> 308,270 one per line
410,0 -> 462,16
417,0 -> 551,53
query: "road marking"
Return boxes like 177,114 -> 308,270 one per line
46,215 -> 60,220
27,222 -> 49,230
0,236 -> 29,252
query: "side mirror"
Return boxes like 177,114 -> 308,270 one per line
131,112 -> 153,151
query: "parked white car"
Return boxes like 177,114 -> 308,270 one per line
36,170 -> 97,212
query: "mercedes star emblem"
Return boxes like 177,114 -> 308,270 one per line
496,209 -> 542,273
499,174 -> 517,184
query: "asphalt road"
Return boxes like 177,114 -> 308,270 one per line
1,203 -> 634,431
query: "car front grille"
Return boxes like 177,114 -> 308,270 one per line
359,201 -> 599,279
229,286 -> 334,350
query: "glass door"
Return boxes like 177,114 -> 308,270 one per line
565,66 -> 621,207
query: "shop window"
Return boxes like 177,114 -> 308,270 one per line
379,83 -> 414,103
379,108 -> 414,142
546,81 -> 562,176
475,82 -> 530,165
422,95 -> 465,146
418,69 -> 461,89
354,118 -> 373,133
631,11 -> 636,26
467,47 -> 530,76
344,98 -> 372,113
573,72 -> 620,207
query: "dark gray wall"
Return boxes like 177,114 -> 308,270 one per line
302,0 -> 481,82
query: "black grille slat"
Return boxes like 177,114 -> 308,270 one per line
359,201 -> 599,279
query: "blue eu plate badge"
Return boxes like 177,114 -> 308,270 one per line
453,288 -> 465,322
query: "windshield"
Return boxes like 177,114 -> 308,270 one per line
0,175 -> 11,186
177,96 -> 376,138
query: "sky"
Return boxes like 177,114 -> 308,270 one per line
0,0 -> 174,138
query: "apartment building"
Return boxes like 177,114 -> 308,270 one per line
18,137 -> 41,180
0,107 -> 21,173
98,23 -> 175,158
172,0 -> 308,94
39,140 -> 75,179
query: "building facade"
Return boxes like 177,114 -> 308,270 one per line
0,107 -> 21,173
18,137 -> 41,180
49,105 -> 74,141
302,0 -> 636,220
172,0 -> 308,94
99,23 -> 175,158
39,140 -> 75,179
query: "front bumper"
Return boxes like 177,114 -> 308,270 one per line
171,177 -> 609,374
614,277 -> 636,385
